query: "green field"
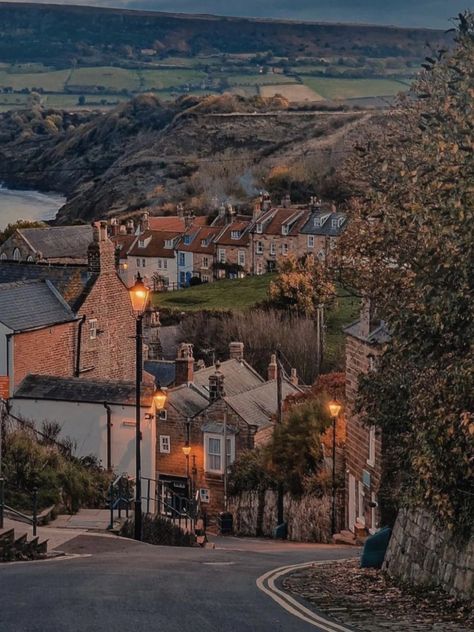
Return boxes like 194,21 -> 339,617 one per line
68,67 -> 140,91
227,73 -> 297,86
0,69 -> 70,91
302,77 -> 410,99
153,274 -> 274,311
140,68 -> 206,90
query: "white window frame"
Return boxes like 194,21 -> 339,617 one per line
138,239 -> 145,248
256,223 -> 263,234
136,258 -> 141,267
238,250 -> 245,266
158,409 -> 167,421
218,249 -> 226,263
281,243 -> 288,255
163,259 -> 168,269
0,253 -> 7,261
159,435 -> 170,454
270,241 -> 276,256
231,230 -> 240,240
13,248 -> 21,261
204,432 -> 235,474
256,241 -> 263,255
202,256 -> 209,269
164,239 -> 173,249
89,318 -> 98,340
367,425 -> 376,467
281,225 -> 289,236
307,235 -> 315,249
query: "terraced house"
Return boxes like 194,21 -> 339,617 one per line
175,225 -> 221,286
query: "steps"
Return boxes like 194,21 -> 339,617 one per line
332,529 -> 367,546
0,527 -> 48,562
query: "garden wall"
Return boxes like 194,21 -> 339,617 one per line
384,507 -> 474,602
229,490 -> 342,543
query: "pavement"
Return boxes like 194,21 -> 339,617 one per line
0,528 -> 360,632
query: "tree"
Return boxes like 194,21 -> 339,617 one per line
0,220 -> 45,245
339,13 -> 474,534
269,253 -> 335,316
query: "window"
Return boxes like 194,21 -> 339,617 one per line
158,410 -> 167,421
138,239 -> 145,248
204,433 -> 235,473
238,250 -> 245,266
158,259 -> 162,269
231,230 -> 240,240
281,225 -> 289,236
331,218 -> 338,228
0,253 -> 7,261
256,241 -> 263,255
281,243 -> 288,255
307,235 -> 315,249
202,256 -> 209,269
358,481 -> 365,524
270,242 -> 276,256
367,426 -> 376,467
208,437 -> 221,472
27,255 -> 34,262
201,239 -> 207,247
164,239 -> 173,249
13,248 -> 21,262
89,319 -> 98,340
179,253 -> 185,266
313,217 -> 322,228
159,435 -> 170,454
163,259 -> 168,269
142,258 -> 146,267
218,249 -> 226,263
136,258 -> 141,267
256,223 -> 263,234
202,274 -> 209,283
183,235 -> 191,245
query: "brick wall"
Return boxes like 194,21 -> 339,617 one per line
13,322 -> 76,388
345,333 -> 383,531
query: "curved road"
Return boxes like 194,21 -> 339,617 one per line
0,534 -> 359,632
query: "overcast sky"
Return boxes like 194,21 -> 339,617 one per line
13,0 -> 473,28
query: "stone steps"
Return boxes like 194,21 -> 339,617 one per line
0,527 -> 48,562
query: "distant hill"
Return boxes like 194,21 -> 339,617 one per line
0,2 -> 453,65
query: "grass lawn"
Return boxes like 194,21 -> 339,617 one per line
227,73 -> 297,86
153,274 -> 274,311
0,69 -> 70,91
302,77 -> 409,100
323,291 -> 360,372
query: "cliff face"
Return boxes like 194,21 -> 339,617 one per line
0,94 -> 378,223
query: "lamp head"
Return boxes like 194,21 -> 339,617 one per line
328,401 -> 342,418
154,388 -> 167,411
182,445 -> 191,457
129,272 -> 150,315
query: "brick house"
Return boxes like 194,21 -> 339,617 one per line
154,342 -> 302,518
0,225 -> 93,264
0,222 -> 136,390
212,220 -> 252,279
344,301 -> 389,534
298,208 -> 347,262
175,226 -> 221,285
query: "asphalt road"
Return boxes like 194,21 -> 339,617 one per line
0,535 -> 359,632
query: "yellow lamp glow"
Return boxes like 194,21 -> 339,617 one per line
328,401 -> 342,418
129,273 -> 150,315
182,445 -> 192,457
154,389 -> 167,411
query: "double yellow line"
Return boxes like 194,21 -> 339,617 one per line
256,560 -> 356,631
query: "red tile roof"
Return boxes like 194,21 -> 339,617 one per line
255,208 -> 310,236
177,226 -> 221,254
128,230 -> 179,258
148,215 -> 208,232
214,221 -> 251,246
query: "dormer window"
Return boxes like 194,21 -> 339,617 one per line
201,239 -> 207,247
138,239 -> 145,248
183,235 -> 191,245
281,225 -> 289,236
256,223 -> 263,234
164,239 -> 174,249
231,230 -> 240,240
313,217 -> 322,228
331,218 -> 338,228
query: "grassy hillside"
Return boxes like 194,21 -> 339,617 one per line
153,274 -> 274,311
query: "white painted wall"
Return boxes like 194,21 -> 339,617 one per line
127,254 -> 177,289
10,398 -> 157,508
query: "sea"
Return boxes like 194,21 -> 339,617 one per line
0,186 -> 65,230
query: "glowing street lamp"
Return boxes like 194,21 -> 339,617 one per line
154,389 -> 167,412
328,400 -> 342,535
129,273 -> 150,315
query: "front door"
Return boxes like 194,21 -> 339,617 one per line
348,474 -> 356,532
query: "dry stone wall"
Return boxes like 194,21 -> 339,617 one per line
384,508 -> 474,602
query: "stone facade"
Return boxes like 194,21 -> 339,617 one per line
344,306 -> 386,533
384,508 -> 474,602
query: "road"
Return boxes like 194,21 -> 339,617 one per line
0,534 -> 359,632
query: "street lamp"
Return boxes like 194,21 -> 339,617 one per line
329,400 -> 342,535
182,418 -> 191,497
129,272 -> 150,541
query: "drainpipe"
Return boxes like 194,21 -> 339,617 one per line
103,402 -> 112,471
75,315 -> 86,378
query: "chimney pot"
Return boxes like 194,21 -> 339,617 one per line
290,368 -> 298,386
229,342 -> 244,362
208,363 -> 225,402
267,353 -> 277,381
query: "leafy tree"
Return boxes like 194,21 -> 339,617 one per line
340,13 -> 474,534
0,220 -> 45,245
269,253 -> 335,316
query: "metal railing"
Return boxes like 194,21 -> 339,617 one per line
107,474 -> 133,530
0,477 -> 39,536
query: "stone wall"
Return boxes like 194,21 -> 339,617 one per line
384,508 -> 474,602
229,490 -> 340,543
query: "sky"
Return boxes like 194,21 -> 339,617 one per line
12,0 -> 473,28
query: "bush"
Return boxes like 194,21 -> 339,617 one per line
120,514 -> 195,547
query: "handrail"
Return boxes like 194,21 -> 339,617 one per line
107,474 -> 132,530
0,478 -> 39,535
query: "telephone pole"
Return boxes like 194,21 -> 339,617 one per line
276,349 -> 284,528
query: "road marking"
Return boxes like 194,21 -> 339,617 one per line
256,560 -> 355,632
202,561 -> 236,566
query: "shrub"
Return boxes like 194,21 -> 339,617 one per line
120,514 -> 195,547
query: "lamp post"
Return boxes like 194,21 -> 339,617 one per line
329,401 -> 342,535
182,418 -> 191,498
129,272 -> 150,541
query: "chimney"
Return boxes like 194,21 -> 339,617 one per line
110,217 -> 119,236
229,342 -> 244,362
253,199 -> 262,221
142,212 -> 149,232
359,298 -> 377,340
88,222 -> 116,275
226,203 -> 235,225
290,368 -> 298,386
126,219 -> 135,235
208,361 -> 225,403
119,224 -> 127,235
281,194 -> 291,208
267,354 -> 277,381
184,212 -> 194,230
175,343 -> 194,386
177,202 -> 185,218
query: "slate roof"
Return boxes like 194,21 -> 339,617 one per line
0,280 -> 76,332
224,379 -> 302,428
252,208 -> 310,236
144,360 -> 176,388
0,261 -> 95,311
14,374 -> 155,406
167,383 -> 209,417
344,319 -> 391,345
300,211 -> 347,236
177,226 -> 221,254
193,358 -> 264,398
18,225 -> 93,260
128,230 -> 179,258
214,221 -> 252,247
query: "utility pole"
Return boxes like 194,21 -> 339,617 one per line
315,304 -> 325,376
276,349 -> 284,528
223,408 -> 228,511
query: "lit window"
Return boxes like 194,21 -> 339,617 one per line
89,318 -> 98,340
307,235 -> 314,249
159,435 -> 170,453
367,426 -> 376,467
